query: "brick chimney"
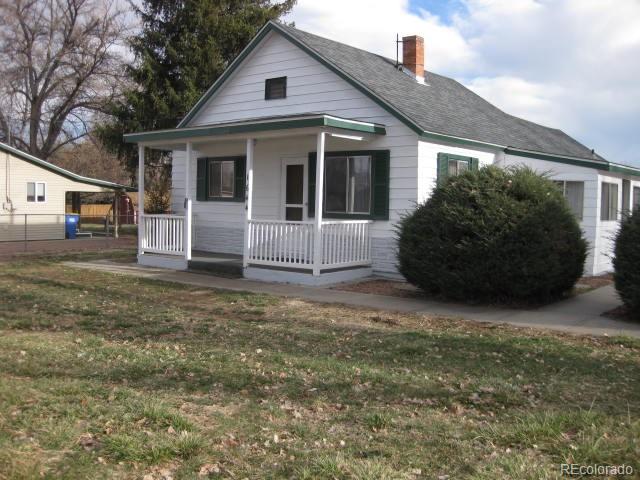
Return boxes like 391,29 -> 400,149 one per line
402,35 -> 425,81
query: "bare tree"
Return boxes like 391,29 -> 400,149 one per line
51,133 -> 131,185
0,0 -> 129,159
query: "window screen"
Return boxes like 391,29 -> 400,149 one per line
634,186 -> 640,212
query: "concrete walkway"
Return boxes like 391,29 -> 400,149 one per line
66,260 -> 640,338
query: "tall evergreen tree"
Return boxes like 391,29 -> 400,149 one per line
97,0 -> 296,180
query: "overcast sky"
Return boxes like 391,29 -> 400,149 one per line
285,0 -> 640,166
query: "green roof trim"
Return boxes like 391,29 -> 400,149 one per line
124,114 -> 386,144
505,148 -> 640,178
420,130 -> 505,151
0,142 -> 134,191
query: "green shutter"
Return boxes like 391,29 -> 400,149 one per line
308,152 -> 316,218
470,157 -> 479,171
437,153 -> 449,185
196,158 -> 207,201
371,150 -> 390,220
234,157 -> 246,201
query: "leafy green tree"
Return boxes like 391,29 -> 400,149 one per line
97,0 -> 296,180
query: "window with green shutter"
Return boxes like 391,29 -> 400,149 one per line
196,156 -> 245,202
437,153 -> 479,185
308,150 -> 389,220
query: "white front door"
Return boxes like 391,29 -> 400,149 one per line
281,157 -> 308,221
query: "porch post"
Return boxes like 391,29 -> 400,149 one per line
137,144 -> 145,256
113,190 -> 120,239
243,138 -> 255,268
184,142 -> 193,261
313,131 -> 325,276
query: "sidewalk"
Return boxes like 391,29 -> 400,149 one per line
66,260 -> 640,338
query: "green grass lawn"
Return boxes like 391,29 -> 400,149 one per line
0,255 -> 638,479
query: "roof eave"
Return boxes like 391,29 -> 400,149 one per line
505,147 -> 640,178
125,114 -> 386,144
0,142 -> 134,191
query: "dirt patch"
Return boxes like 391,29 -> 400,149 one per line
603,304 -> 639,322
574,274 -> 614,293
331,278 -> 420,298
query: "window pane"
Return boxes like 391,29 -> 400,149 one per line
220,161 -> 235,197
622,180 -> 631,215
325,157 -> 348,213
601,182 -> 618,221
209,161 -> 221,197
448,160 -> 458,177
36,183 -> 45,202
633,187 -> 640,211
208,160 -> 235,198
600,183 -> 610,220
348,156 -> 371,213
448,159 -> 468,177
564,181 -> 584,220
27,182 -> 35,202
609,184 -> 618,220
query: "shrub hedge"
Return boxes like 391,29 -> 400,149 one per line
613,211 -> 640,318
397,166 -> 587,304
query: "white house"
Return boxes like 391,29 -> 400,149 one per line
124,21 -> 640,283
0,142 -> 131,241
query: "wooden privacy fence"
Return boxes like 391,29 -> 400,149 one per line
66,204 -> 111,217
65,204 -> 137,224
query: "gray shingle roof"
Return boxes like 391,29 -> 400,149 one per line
278,23 -> 604,161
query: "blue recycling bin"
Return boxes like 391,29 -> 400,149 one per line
65,214 -> 79,239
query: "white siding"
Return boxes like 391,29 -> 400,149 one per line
0,150 -> 106,241
594,173 -> 640,274
175,30 -> 421,274
172,28 -> 640,279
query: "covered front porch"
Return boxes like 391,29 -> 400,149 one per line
124,114 -> 386,284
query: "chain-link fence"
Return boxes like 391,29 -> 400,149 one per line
0,213 -> 137,251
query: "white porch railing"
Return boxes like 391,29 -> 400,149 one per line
247,219 -> 315,268
246,219 -> 372,270
321,220 -> 372,268
141,214 -> 186,256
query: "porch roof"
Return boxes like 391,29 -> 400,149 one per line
123,114 -> 386,145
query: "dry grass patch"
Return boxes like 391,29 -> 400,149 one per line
0,255 -> 638,479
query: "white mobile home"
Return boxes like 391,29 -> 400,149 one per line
0,142 -> 131,241
124,22 -> 640,283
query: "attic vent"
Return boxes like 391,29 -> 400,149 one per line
265,76 -> 287,100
